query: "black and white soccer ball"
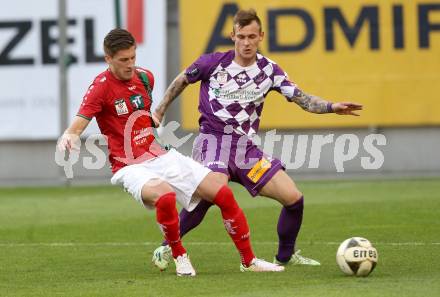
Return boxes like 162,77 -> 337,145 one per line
336,237 -> 378,277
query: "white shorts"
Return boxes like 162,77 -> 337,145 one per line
110,148 -> 211,211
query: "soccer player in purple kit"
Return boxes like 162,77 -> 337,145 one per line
151,9 -> 362,269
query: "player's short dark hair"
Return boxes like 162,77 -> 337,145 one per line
233,9 -> 262,32
103,28 -> 136,57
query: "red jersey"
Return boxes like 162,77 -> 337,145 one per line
78,67 -> 166,173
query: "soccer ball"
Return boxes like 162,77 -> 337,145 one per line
336,237 -> 378,277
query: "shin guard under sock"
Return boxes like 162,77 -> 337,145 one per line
276,196 -> 304,263
213,186 -> 255,266
155,192 -> 186,258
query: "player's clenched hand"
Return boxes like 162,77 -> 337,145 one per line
331,102 -> 363,116
57,133 -> 80,152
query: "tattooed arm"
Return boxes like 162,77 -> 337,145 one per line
290,89 -> 333,114
291,89 -> 363,116
153,71 -> 189,124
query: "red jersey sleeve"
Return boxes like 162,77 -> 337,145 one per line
77,77 -> 106,120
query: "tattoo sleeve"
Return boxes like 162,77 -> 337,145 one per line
290,89 -> 333,113
155,71 -> 189,115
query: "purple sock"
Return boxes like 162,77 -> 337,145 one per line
162,199 -> 213,245
276,196 -> 304,263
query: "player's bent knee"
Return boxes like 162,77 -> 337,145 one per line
154,192 -> 177,209
284,190 -> 303,206
141,180 -> 174,207
294,190 -> 303,200
213,185 -> 238,210
195,173 -> 229,202
142,197 -> 157,208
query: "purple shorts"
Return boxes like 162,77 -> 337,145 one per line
192,132 -> 285,197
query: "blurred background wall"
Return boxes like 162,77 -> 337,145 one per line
0,0 -> 439,186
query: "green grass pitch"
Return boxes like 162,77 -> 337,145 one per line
1,179 -> 439,297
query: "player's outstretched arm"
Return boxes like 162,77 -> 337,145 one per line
291,89 -> 363,116
57,116 -> 90,152
153,71 -> 189,125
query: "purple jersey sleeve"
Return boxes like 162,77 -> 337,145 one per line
270,63 -> 303,102
184,53 -> 218,84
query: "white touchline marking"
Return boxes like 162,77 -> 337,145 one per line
0,242 -> 439,247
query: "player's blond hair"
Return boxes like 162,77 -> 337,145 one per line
233,9 -> 262,32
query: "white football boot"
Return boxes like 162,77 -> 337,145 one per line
240,258 -> 285,272
174,254 -> 196,277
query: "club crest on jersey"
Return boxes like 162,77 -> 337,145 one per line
236,73 -> 248,84
130,94 -> 145,110
216,70 -> 228,84
114,99 -> 129,115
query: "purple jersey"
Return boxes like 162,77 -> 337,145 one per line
185,50 -> 301,137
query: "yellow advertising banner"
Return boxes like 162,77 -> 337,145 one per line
179,0 -> 440,129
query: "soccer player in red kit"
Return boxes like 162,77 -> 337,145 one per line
58,28 -> 283,276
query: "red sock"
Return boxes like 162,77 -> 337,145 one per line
155,192 -> 186,258
213,186 -> 255,266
